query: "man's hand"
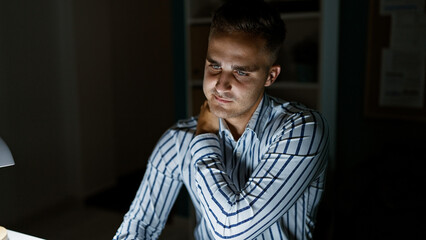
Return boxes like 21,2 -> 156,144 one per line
196,100 -> 219,136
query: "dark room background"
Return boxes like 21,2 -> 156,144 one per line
1,0 -> 425,239
0,0 -> 177,228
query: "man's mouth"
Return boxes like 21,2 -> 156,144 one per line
214,94 -> 233,103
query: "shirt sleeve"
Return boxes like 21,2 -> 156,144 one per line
190,111 -> 329,240
113,129 -> 183,240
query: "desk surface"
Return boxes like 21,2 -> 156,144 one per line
7,230 -> 44,240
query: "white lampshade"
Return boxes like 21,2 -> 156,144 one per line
0,137 -> 14,168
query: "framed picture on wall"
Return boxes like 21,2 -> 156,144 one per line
364,0 -> 426,121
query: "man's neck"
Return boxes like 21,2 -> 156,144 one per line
223,94 -> 264,141
224,114 -> 252,141
225,121 -> 244,141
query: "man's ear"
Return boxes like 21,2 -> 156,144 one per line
265,65 -> 281,87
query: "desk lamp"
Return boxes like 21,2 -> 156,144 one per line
0,137 -> 14,168
0,137 -> 14,240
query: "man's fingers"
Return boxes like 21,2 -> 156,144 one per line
196,100 -> 219,135
200,100 -> 211,116
201,100 -> 209,111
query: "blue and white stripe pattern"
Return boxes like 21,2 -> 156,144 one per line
113,93 -> 329,240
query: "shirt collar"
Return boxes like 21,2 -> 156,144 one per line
219,93 -> 271,140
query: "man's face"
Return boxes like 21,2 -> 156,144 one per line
203,32 -> 277,124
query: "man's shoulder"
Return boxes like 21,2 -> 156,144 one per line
266,95 -> 327,126
260,95 -> 328,142
157,117 -> 198,148
165,116 -> 198,135
267,95 -> 317,114
174,116 -> 198,129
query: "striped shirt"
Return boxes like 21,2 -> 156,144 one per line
113,93 -> 329,240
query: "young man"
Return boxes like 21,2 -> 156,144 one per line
113,0 -> 329,239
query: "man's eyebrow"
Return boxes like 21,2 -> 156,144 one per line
206,56 -> 260,71
206,56 -> 219,64
232,64 -> 260,72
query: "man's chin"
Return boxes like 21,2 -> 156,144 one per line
209,104 -> 231,119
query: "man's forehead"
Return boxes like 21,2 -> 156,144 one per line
209,31 -> 265,43
206,32 -> 269,67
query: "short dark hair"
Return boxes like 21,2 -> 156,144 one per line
210,0 -> 286,63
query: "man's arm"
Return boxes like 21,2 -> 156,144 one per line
191,104 -> 329,240
113,129 -> 183,240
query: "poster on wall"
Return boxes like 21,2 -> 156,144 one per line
379,0 -> 426,109
379,49 -> 425,108
365,0 -> 426,120
380,0 -> 425,15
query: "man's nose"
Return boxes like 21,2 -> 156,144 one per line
215,72 -> 232,92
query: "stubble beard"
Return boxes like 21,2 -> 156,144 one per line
207,90 -> 238,120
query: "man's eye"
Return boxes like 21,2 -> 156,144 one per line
210,64 -> 221,70
236,70 -> 248,76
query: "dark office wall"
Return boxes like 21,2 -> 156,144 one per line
0,0 -> 175,226
334,1 -> 426,239
0,0 -> 80,225
110,1 -> 175,177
